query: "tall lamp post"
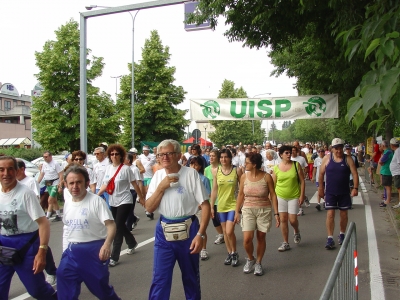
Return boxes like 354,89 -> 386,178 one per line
110,75 -> 122,101
86,5 -> 139,148
251,93 -> 271,135
203,124 -> 208,148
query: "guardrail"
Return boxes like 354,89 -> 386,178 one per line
320,222 -> 358,300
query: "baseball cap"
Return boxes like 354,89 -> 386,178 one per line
390,138 -> 399,145
345,144 -> 352,149
129,148 -> 138,153
331,138 -> 345,147
142,145 -> 150,151
100,142 -> 108,146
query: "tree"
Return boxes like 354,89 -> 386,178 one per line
117,30 -> 188,148
208,80 -> 265,147
33,20 -> 119,152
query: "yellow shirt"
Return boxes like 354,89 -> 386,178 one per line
216,166 -> 237,212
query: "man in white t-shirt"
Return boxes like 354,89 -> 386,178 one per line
390,138 -> 400,208
93,147 -> 110,207
71,150 -> 96,193
146,139 -> 210,300
37,151 -> 63,222
0,156 -> 56,299
16,160 -> 40,197
57,164 -> 120,299
139,145 -> 156,190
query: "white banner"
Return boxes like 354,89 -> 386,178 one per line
190,94 -> 339,121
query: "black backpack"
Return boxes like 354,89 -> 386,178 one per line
351,154 -> 360,168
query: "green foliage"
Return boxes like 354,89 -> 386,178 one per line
0,148 -> 44,161
33,20 -> 120,153
339,2 -> 400,138
117,30 -> 188,148
208,80 -> 265,147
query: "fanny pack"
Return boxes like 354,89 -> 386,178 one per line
161,217 -> 194,242
0,231 -> 39,266
45,178 -> 59,186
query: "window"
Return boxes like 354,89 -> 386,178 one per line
4,119 -> 11,123
13,100 -> 17,107
0,98 -> 2,110
4,101 -> 11,111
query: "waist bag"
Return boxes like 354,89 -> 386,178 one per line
161,217 -> 193,241
0,231 -> 39,266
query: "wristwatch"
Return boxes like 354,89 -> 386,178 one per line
196,232 -> 205,239
39,245 -> 48,251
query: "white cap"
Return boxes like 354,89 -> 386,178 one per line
277,144 -> 282,148
331,138 -> 345,147
129,148 -> 138,153
390,138 -> 399,145
306,142 -> 310,145
142,145 -> 150,151
100,142 -> 108,146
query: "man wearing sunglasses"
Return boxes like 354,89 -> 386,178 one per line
71,150 -> 96,193
318,138 -> 359,250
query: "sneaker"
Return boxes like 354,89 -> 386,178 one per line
338,233 -> 345,245
254,263 -> 264,276
132,216 -> 140,230
379,202 -> 387,207
278,242 -> 290,252
392,203 -> 400,209
297,208 -> 304,216
304,196 -> 310,207
224,253 -> 232,265
46,274 -> 56,285
316,204 -> 321,211
214,234 -> 225,245
231,252 -> 239,267
146,212 -> 154,220
322,202 -> 325,208
200,249 -> 209,261
109,259 -> 119,267
52,215 -> 62,222
325,237 -> 335,250
127,241 -> 138,255
243,258 -> 255,273
294,232 -> 301,244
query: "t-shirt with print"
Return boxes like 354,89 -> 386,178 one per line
63,192 -> 113,244
146,167 -> 208,218
42,160 -> 62,185
19,176 -> 40,197
0,182 -> 44,236
102,164 -> 137,207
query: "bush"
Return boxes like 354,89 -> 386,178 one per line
0,148 -> 45,161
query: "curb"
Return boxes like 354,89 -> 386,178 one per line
386,205 -> 400,243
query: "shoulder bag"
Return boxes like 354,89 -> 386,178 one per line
106,164 -> 124,195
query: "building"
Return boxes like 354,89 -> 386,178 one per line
0,82 -> 32,147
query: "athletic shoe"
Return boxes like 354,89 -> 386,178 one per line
304,196 -> 310,207
392,203 -> 400,209
294,233 -> 301,244
278,242 -> 290,252
214,234 -> 225,244
132,216 -> 140,230
316,204 -> 321,211
254,263 -> 264,276
109,259 -> 119,267
243,258 -> 255,273
231,252 -> 239,267
200,249 -> 209,261
379,203 -> 387,207
52,215 -> 62,222
127,241 -> 138,255
322,202 -> 325,208
224,253 -> 232,265
338,233 -> 345,245
297,208 -> 304,216
46,274 -> 56,285
325,237 -> 335,250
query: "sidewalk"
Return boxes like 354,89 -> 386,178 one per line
359,166 -> 400,298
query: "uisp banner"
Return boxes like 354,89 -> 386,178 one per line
190,94 -> 338,121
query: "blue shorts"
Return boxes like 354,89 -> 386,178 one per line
325,193 -> 352,210
218,210 -> 235,222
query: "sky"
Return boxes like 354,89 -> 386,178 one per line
0,0 -> 298,132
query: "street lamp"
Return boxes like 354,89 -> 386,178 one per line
110,75 -> 122,102
86,5 -> 139,148
203,124 -> 208,148
251,93 -> 271,135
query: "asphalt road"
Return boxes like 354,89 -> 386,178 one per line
7,175 -> 392,300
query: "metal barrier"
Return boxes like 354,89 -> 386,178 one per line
320,222 -> 358,300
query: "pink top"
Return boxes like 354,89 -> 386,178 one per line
243,174 -> 271,208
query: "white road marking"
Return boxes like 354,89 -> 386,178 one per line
10,237 -> 155,300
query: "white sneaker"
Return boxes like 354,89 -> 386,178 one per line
109,259 -> 119,267
297,208 -> 304,216
46,274 -> 56,285
127,242 -> 138,255
243,258 -> 255,273
254,262 -> 264,276
214,234 -> 225,244
200,249 -> 209,261
304,196 -> 310,207
392,203 -> 400,209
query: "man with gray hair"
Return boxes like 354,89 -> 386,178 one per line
146,139 -> 210,299
93,147 -> 110,207
389,138 -> 400,208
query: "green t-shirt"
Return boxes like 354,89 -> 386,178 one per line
273,162 -> 300,200
205,165 -> 218,205
380,149 -> 393,176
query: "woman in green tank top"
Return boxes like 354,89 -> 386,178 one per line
210,149 -> 243,267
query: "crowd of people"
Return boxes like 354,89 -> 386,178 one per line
1,136 -> 399,299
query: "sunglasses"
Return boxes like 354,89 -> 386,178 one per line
284,151 -> 292,155
110,153 -> 120,156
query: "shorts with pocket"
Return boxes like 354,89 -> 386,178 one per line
46,185 -> 58,198
241,207 -> 272,233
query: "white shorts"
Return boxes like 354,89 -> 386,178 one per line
277,197 -> 299,215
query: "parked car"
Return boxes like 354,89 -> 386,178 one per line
16,158 -> 40,177
31,155 -> 65,167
